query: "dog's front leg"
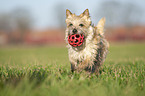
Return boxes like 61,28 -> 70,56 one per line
69,58 -> 77,72
71,63 -> 76,72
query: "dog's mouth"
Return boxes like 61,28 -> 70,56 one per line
68,34 -> 85,47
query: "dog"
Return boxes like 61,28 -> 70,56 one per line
65,9 -> 109,74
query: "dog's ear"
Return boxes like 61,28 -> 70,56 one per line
96,17 -> 106,36
66,9 -> 72,18
83,9 -> 89,16
80,9 -> 90,17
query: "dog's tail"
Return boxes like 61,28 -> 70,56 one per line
95,17 -> 106,36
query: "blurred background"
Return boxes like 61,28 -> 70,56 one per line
0,0 -> 145,46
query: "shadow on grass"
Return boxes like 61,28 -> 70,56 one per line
0,66 -> 50,88
0,66 -> 71,88
29,68 -> 49,86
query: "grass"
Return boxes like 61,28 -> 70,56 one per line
0,43 -> 145,96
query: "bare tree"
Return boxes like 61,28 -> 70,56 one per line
122,3 -> 143,27
55,3 -> 73,28
96,1 -> 143,27
0,13 -> 11,32
96,1 -> 121,27
55,3 -> 67,28
11,8 -> 33,43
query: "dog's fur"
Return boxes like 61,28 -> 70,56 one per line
65,9 -> 109,73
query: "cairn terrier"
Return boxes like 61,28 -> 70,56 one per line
65,9 -> 109,73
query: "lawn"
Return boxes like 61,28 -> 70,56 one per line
0,43 -> 145,96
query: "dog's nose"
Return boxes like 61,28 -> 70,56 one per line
72,28 -> 77,34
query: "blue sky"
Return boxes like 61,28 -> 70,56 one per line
0,0 -> 145,29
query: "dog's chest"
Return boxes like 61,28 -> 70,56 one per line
68,43 -> 97,62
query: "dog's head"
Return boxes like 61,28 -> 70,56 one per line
66,9 -> 91,48
65,9 -> 92,42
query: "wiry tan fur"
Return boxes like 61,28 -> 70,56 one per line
65,9 -> 109,73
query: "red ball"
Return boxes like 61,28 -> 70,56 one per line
68,34 -> 84,47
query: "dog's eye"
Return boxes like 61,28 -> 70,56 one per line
79,24 -> 84,27
69,23 -> 73,26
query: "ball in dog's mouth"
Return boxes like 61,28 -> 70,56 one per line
68,34 -> 84,47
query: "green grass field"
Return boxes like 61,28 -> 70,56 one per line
0,43 -> 145,96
